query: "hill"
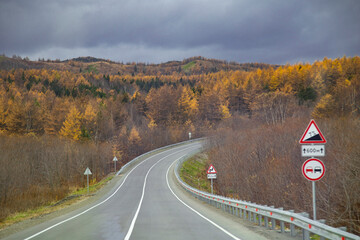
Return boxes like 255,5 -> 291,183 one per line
0,55 -> 277,75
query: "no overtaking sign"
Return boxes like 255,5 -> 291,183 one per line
302,158 -> 325,181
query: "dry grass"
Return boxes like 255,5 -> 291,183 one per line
0,175 -> 113,229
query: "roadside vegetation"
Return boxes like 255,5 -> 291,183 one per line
180,153 -> 211,193
0,174 -> 113,228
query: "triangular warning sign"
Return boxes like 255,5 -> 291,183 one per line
84,167 -> 92,175
207,164 -> 217,174
299,119 -> 326,144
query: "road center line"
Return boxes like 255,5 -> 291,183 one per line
24,145 -> 196,240
124,146 -> 197,240
166,158 -> 242,240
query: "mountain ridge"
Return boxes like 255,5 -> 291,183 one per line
0,55 -> 279,75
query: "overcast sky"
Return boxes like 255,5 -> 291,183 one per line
1,0 -> 359,64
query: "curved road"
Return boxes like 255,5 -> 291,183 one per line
3,141 -> 288,240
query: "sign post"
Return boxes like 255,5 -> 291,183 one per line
84,167 -> 92,195
299,119 -> 326,220
302,158 -> 325,220
207,164 -> 217,194
113,156 -> 118,172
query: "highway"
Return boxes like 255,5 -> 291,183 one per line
3,141 -> 286,240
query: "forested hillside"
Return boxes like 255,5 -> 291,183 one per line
0,56 -> 359,232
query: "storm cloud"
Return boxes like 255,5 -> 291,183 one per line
1,0 -> 359,64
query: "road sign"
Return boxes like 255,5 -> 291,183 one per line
207,164 -> 217,194
207,173 -> 217,179
302,158 -> 325,181
207,164 -> 217,174
84,167 -> 92,195
301,145 -> 325,157
84,167 -> 92,175
113,156 -> 118,172
299,119 -> 326,144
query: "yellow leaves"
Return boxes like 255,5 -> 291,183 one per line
84,103 -> 97,124
148,118 -> 157,130
75,75 -> 89,87
128,126 -> 141,143
312,94 -> 335,119
221,104 -> 231,119
59,106 -> 83,141
178,86 -> 198,121
0,96 -> 6,129
280,83 -> 293,94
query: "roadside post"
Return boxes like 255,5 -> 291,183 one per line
207,164 -> 217,194
84,167 -> 92,195
113,156 -> 118,172
189,132 -> 192,140
299,119 -> 326,220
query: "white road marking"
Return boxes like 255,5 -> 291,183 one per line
124,146 -> 198,240
24,145 -> 197,240
166,158 -> 242,240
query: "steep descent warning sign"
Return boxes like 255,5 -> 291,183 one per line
299,119 -> 326,144
207,164 -> 217,174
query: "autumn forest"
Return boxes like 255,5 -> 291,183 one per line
0,55 -> 359,233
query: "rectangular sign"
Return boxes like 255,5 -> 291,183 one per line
301,145 -> 325,157
207,174 -> 217,179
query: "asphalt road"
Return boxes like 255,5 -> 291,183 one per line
3,141 -> 294,240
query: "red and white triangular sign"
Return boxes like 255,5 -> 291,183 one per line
299,119 -> 326,144
207,164 -> 217,174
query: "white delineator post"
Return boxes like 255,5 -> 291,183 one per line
84,167 -> 92,195
113,156 -> 118,172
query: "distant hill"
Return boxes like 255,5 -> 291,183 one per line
64,56 -> 115,63
0,55 -> 279,75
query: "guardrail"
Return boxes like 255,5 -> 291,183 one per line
116,138 -> 205,176
174,155 -> 360,240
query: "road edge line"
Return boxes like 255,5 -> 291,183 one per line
166,158 -> 242,240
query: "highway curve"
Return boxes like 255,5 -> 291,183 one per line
3,141 -> 291,240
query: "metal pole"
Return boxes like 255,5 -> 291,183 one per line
312,181 -> 316,220
114,161 -> 116,172
87,174 -> 89,195
311,149 -> 317,221
211,178 -> 213,194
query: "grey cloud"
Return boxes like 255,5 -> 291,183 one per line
0,0 -> 359,64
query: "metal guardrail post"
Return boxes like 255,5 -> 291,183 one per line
289,210 -> 296,237
264,216 -> 269,228
318,219 -> 326,240
301,212 -> 310,240
278,207 -> 285,233
280,221 -> 285,233
271,218 -> 276,230
258,214 -> 262,226
269,206 -> 276,230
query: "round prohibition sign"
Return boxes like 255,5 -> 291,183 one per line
302,158 -> 325,181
